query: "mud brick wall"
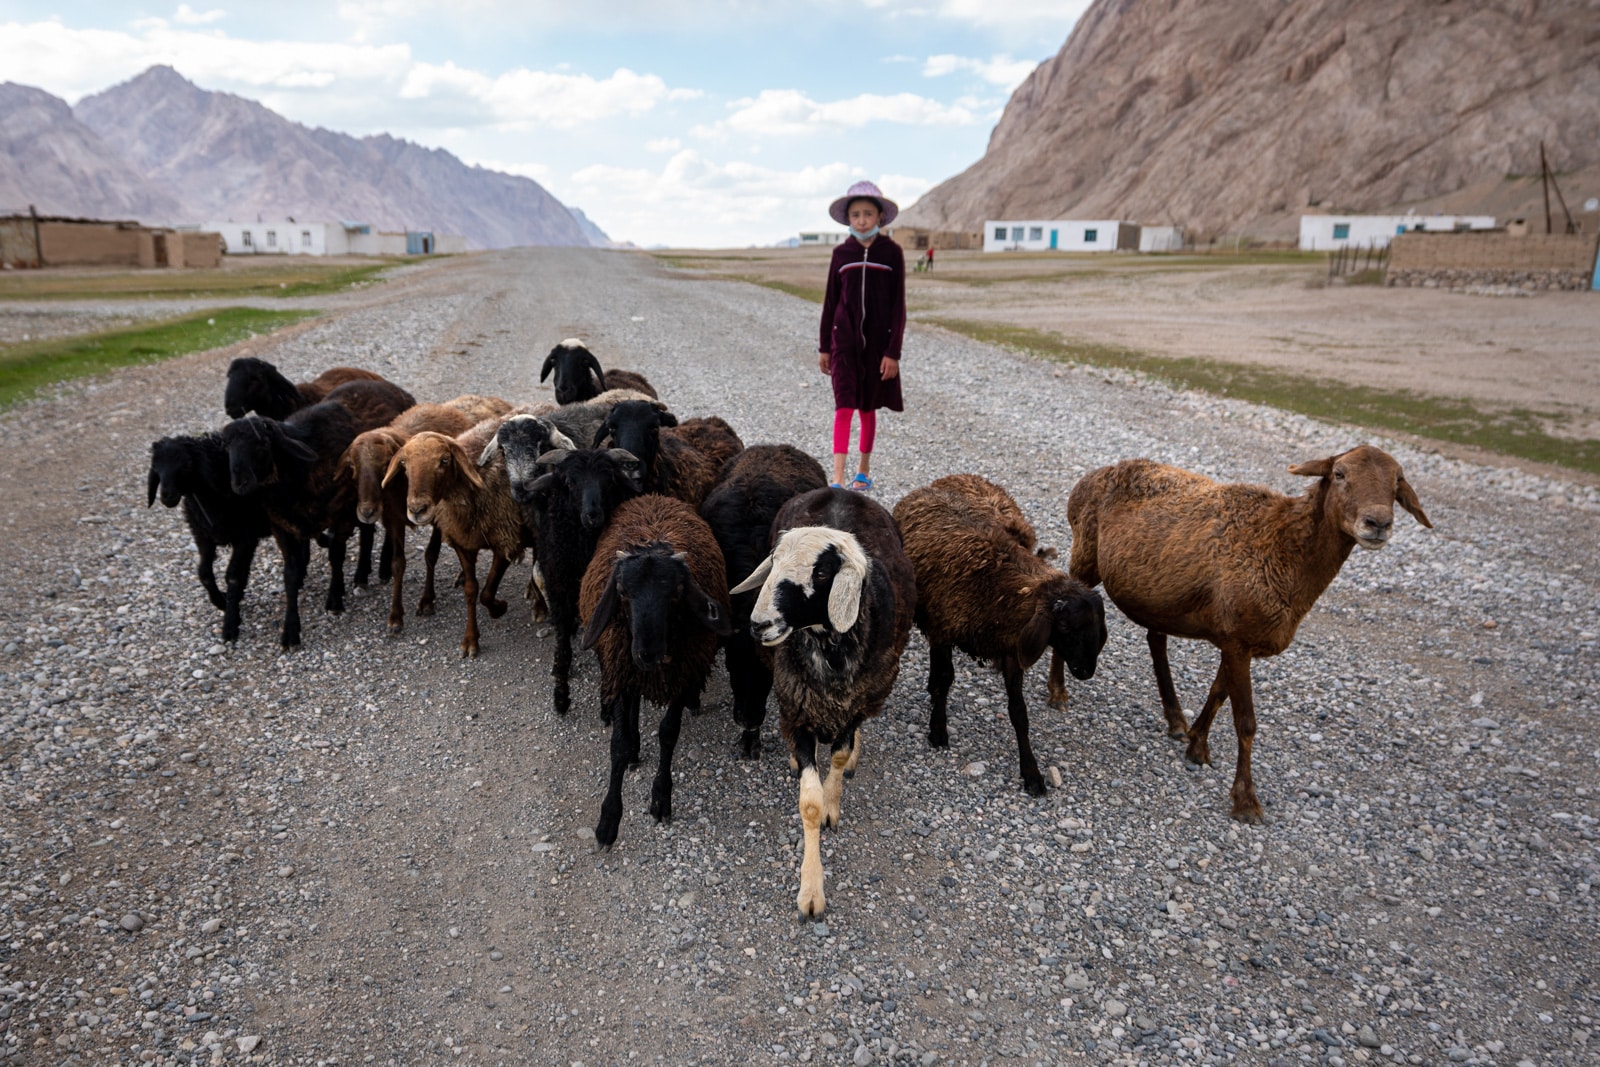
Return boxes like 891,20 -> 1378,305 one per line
1387,232 -> 1598,291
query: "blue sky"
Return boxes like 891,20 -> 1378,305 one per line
0,2 -> 1090,246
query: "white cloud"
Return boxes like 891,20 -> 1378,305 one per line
930,0 -> 1091,29
173,5 -> 226,25
399,62 -> 671,129
922,53 -> 1038,91
646,137 -> 682,153
696,89 -> 977,140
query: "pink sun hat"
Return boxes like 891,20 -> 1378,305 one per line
829,180 -> 899,227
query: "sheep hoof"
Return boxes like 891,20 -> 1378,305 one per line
417,598 -> 436,616
1047,694 -> 1069,711
461,642 -> 479,659
1185,744 -> 1211,767
736,731 -> 761,760
485,599 -> 508,619
595,816 -> 620,849
325,597 -> 344,614
928,729 -> 950,749
797,885 -> 826,919
649,795 -> 672,823
1231,805 -> 1264,825
1023,773 -> 1047,797
387,619 -> 404,636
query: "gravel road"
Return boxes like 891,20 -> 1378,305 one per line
1,248 -> 1596,1067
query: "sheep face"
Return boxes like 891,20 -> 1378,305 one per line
485,416 -> 577,506
220,416 -> 314,496
581,543 -> 731,668
593,399 -> 677,453
1289,445 -> 1432,552
344,430 -> 403,526
384,433 -> 482,526
1045,587 -> 1107,681
527,449 -> 645,530
735,527 -> 869,647
148,438 -> 199,508
540,340 -> 605,405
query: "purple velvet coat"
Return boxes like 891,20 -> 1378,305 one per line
819,235 -> 906,412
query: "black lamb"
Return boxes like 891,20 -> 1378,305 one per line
699,444 -> 828,758
539,339 -> 658,405
223,357 -> 386,420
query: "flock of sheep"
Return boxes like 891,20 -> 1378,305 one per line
146,340 -> 1432,916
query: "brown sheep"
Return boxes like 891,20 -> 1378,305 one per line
672,416 -> 744,472
1066,444 -> 1433,822
578,495 -> 731,847
894,474 -> 1106,796
382,422 -> 533,658
442,394 -> 515,422
339,403 -> 480,634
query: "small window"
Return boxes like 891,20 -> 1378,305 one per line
302,230 -> 312,247
994,227 -> 1006,241
1084,228 -> 1098,242
1027,226 -> 1042,241
266,230 -> 277,248
241,231 -> 253,248
1010,226 -> 1023,241
1332,223 -> 1350,240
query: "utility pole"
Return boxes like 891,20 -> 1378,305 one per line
29,203 -> 43,267
1541,141 -> 1553,235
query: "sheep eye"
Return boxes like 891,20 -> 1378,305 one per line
1333,468 -> 1346,481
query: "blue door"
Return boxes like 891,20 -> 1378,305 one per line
1592,240 -> 1600,291
1049,229 -> 1058,249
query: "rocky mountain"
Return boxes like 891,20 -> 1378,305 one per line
68,66 -> 597,249
0,82 -> 185,222
898,0 -> 1600,240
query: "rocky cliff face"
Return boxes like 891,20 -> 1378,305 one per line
0,82 -> 185,222
70,66 -> 596,249
898,0 -> 1600,239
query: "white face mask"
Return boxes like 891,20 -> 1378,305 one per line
851,225 -> 879,241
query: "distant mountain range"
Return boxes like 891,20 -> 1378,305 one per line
0,65 -> 605,250
899,0 -> 1600,240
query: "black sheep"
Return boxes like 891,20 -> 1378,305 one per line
731,487 -> 916,916
593,400 -> 742,508
699,445 -> 828,758
223,357 -> 386,420
579,496 -> 731,848
539,339 -> 658,405
147,434 -> 271,642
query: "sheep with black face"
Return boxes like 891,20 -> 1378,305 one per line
539,339 -> 658,405
579,495 -> 731,848
731,488 -> 915,917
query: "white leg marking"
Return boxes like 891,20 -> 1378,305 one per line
797,768 -> 826,918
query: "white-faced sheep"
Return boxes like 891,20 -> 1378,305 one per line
382,417 -> 533,658
1066,444 -> 1433,822
579,495 -> 731,847
699,444 -> 829,758
731,488 -> 916,917
894,474 -> 1106,795
540,339 -> 658,404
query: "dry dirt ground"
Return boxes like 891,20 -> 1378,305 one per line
1,249 -> 1597,1067
669,248 -> 1600,441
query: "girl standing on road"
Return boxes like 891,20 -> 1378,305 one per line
818,180 -> 906,490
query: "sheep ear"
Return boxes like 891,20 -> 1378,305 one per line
525,472 -> 559,499
580,571 -> 622,650
583,350 -> 605,390
1017,602 -> 1053,670
658,411 -> 679,428
539,351 -> 557,383
458,448 -> 488,490
477,434 -> 502,468
146,468 -> 159,507
534,449 -> 569,466
729,555 -> 773,595
827,552 -> 866,633
380,450 -> 405,489
592,412 -> 618,449
1288,456 -> 1334,478
607,448 -> 645,492
685,574 -> 733,636
1395,474 -> 1432,529
548,425 -> 576,451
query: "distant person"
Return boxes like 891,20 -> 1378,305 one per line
926,246 -> 935,271
818,180 -> 906,491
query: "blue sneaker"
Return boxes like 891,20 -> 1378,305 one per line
849,473 -> 874,491
829,482 -> 844,489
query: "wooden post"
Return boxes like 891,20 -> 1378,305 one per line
1541,141 -> 1553,235
29,203 -> 43,268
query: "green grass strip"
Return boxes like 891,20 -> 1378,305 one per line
0,307 -> 318,409
925,317 -> 1600,476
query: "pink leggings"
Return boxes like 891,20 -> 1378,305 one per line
832,408 -> 876,455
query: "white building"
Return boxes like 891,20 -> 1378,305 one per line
983,220 -> 1138,253
207,219 -> 467,256
798,230 -> 848,247
1138,225 -> 1185,253
1298,213 -> 1496,251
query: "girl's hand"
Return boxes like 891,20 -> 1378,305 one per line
818,351 -> 830,374
880,357 -> 899,381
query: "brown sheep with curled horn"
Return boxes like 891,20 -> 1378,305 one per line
1064,444 -> 1432,822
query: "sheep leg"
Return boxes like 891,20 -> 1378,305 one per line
793,728 -> 827,918
551,625 -> 573,716
1003,665 -> 1047,796
596,690 -> 641,848
843,727 -> 862,776
386,521 -> 408,634
1221,650 -> 1263,823
221,538 -> 258,644
323,528 -> 350,614
649,694 -> 691,823
195,534 -> 227,611
822,730 -> 858,828
527,558 -> 549,623
1047,650 -> 1069,710
418,527 -> 442,616
927,642 -> 954,748
1184,664 -> 1230,768
376,523 -> 394,584
277,533 -> 309,650
479,554 -> 511,619
725,636 -> 771,759
455,546 -> 481,658
1147,631 -> 1189,738
352,522 -> 375,588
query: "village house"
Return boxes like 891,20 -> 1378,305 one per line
982,220 -> 1139,253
